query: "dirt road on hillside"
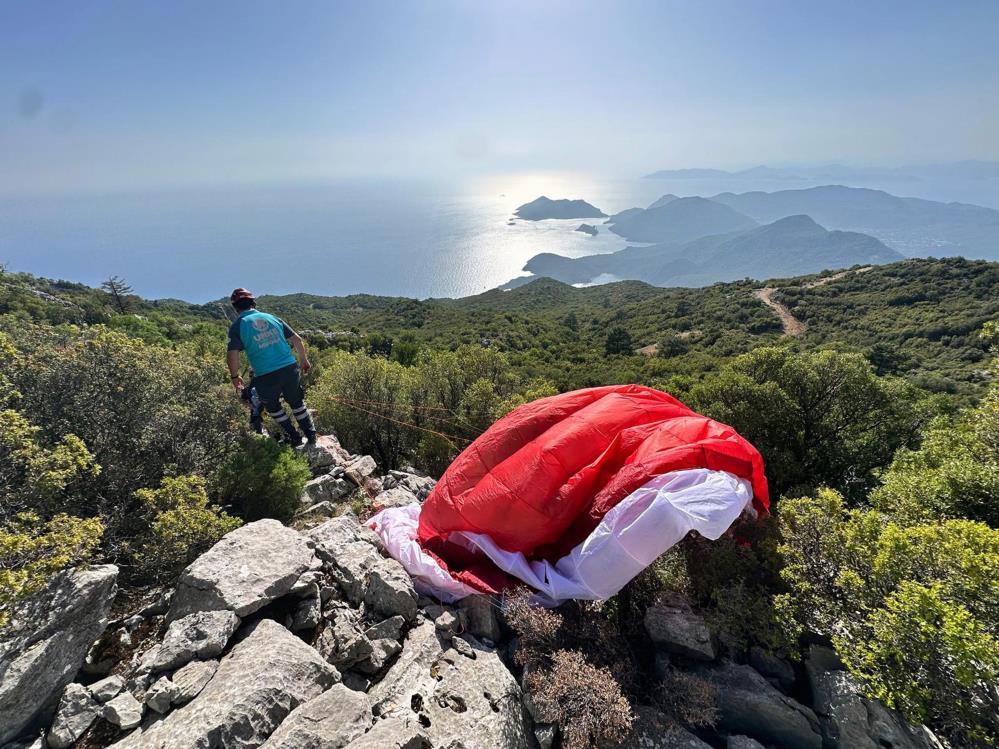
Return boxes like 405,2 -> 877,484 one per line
753,288 -> 807,336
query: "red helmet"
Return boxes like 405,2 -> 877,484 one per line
230,288 -> 255,304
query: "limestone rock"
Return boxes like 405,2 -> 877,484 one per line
727,737 -> 766,749
388,470 -> 436,501
364,561 -> 418,621
293,596 -> 322,631
644,592 -> 715,661
370,622 -> 531,749
342,717 -> 431,749
303,473 -> 355,506
109,619 -> 338,748
102,691 -> 143,730
364,615 -> 406,642
749,646 -> 795,691
458,596 -> 501,642
149,609 -> 240,671
344,455 -> 377,485
88,674 -> 124,703
260,684 -> 372,748
810,659 -> 938,749
356,638 -> 403,675
316,607 -> 373,670
535,724 -> 557,749
144,676 -> 181,714
611,707 -> 712,748
696,661 -> 822,749
299,435 -> 350,476
0,564 -> 118,746
46,683 -> 100,749
170,658 -> 218,705
168,520 -> 318,620
372,487 -> 419,510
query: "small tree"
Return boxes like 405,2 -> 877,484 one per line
101,275 -> 134,314
604,327 -> 633,356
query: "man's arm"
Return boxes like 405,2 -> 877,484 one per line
226,350 -> 244,390
289,334 -> 312,374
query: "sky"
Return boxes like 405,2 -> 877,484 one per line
2,0 -> 998,194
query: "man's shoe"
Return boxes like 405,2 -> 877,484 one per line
305,432 -> 318,446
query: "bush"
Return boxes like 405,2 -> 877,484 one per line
504,587 -> 563,669
4,326 -> 243,553
689,347 -> 933,500
525,650 -> 633,749
776,490 -> 999,744
217,437 -> 311,522
0,408 -> 98,520
872,385 -> 999,527
134,475 -> 241,580
0,512 -> 104,627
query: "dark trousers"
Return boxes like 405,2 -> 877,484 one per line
253,364 -> 315,439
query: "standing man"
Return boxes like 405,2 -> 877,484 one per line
226,288 -> 317,445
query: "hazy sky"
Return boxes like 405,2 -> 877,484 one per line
2,0 -> 998,193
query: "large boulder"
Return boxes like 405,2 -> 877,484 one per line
109,619 -> 338,748
260,684 -> 372,748
644,592 -> 715,661
697,661 -> 822,749
806,647 -> 939,749
299,435 -> 351,476
364,561 -> 418,622
372,487 -> 419,510
168,520 -> 318,621
0,564 -> 118,746
370,622 -> 532,749
303,472 -> 354,507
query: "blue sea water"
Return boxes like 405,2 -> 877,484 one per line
0,174 -> 665,302
2,171 -> 996,302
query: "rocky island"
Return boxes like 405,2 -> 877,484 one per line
575,223 -> 598,236
514,196 -> 607,221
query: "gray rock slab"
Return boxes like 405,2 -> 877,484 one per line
170,658 -> 218,705
299,436 -> 350,476
260,684 -> 372,749
727,737 -> 766,749
342,717 -> 431,749
46,683 -> 100,749
644,592 -> 715,661
109,619 -> 338,748
749,646 -> 795,691
168,520 -> 318,620
144,676 -> 180,714
102,691 -> 143,730
364,561 -> 418,622
611,706 -> 712,748
370,622 -> 531,749
88,674 -> 124,703
0,564 -> 118,746
364,615 -> 406,642
458,596 -> 501,642
372,488 -> 418,510
304,474 -> 355,506
697,661 -> 822,749
149,609 -> 240,671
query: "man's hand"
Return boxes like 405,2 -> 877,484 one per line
231,375 -> 245,391
301,358 -> 312,375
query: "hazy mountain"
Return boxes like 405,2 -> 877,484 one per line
521,214 -> 903,287
710,185 -> 999,259
644,161 -> 999,182
646,193 -> 680,210
514,196 -> 607,220
608,196 -> 758,243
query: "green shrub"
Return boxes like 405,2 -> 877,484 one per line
0,408 -> 98,520
776,490 -> 999,744
0,512 -> 104,627
217,437 -> 310,522
689,347 -> 933,500
134,475 -> 241,580
872,383 -> 999,527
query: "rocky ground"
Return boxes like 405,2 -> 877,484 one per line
0,435 -> 945,749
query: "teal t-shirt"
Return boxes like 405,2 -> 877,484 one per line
227,310 -> 298,376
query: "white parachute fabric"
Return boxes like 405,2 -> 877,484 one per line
368,468 -> 753,605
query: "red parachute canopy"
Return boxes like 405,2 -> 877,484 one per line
417,384 -> 769,593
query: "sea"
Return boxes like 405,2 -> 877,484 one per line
2,171 -> 997,303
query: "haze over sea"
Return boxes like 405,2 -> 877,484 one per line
4,170 -> 998,303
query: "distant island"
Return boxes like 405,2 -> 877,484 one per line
644,160 -> 999,182
575,224 -> 598,236
514,196 -> 607,220
523,214 -> 903,287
